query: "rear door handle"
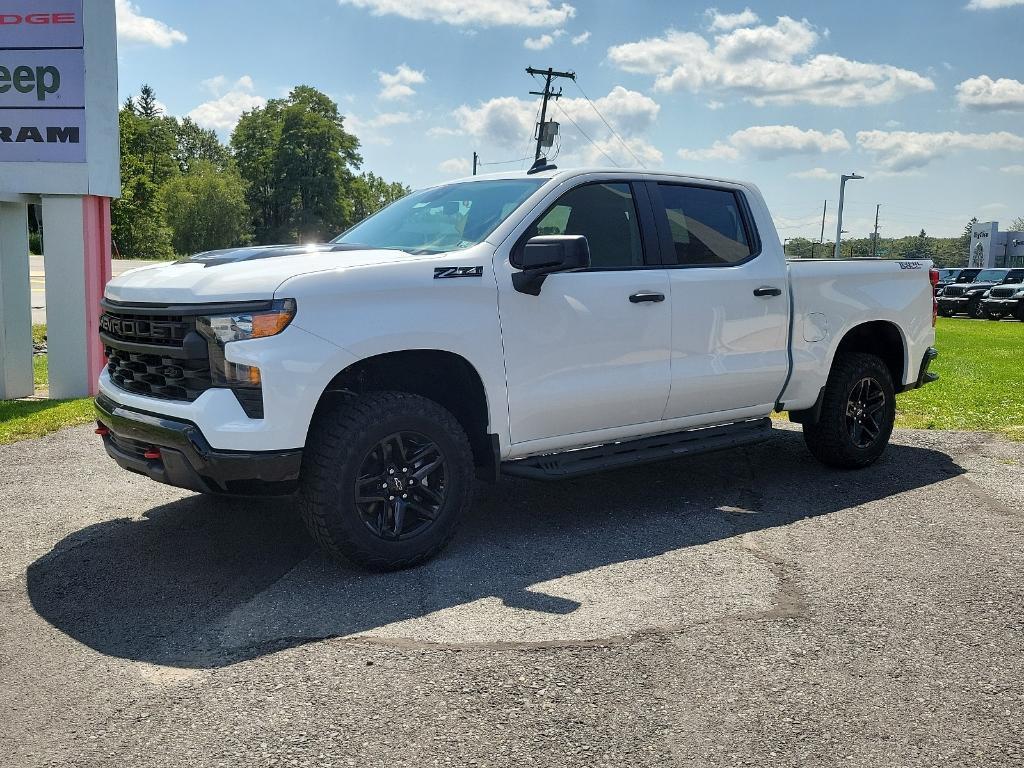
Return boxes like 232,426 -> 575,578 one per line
629,292 -> 665,303
753,286 -> 783,297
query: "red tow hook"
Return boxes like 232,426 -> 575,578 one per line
143,449 -> 161,460
95,426 -> 110,436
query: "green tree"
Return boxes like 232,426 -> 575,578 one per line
349,172 -> 410,224
159,161 -> 251,255
111,106 -> 175,258
1010,217 -> 1024,231
231,85 -> 363,243
173,117 -> 231,174
137,84 -> 162,118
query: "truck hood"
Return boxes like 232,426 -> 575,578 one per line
104,243 -> 422,304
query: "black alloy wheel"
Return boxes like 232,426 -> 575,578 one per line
845,377 -> 886,449
354,431 -> 447,541
969,300 -> 985,319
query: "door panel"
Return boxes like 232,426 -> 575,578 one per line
497,180 -> 672,445
650,182 -> 790,419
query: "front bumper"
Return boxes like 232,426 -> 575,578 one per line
936,296 -> 973,312
981,297 -> 1022,314
95,393 -> 302,495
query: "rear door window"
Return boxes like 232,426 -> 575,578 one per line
655,184 -> 755,266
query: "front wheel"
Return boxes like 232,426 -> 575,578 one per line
802,352 -> 896,469
300,391 -> 474,570
937,307 -> 953,318
985,310 -> 1003,321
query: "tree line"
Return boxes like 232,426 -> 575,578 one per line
783,218 -> 1024,267
111,84 -> 409,259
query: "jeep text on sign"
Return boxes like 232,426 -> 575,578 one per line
0,0 -> 85,163
0,1 -> 82,47
0,49 -> 84,107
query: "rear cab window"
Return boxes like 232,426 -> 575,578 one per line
652,183 -> 758,267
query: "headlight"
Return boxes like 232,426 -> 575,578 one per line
196,299 -> 296,391
196,299 -> 296,345
1015,289 -> 1024,298
982,289 -> 991,298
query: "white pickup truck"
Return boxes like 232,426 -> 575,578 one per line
96,167 -> 939,569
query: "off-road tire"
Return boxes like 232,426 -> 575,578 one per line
937,307 -> 953,318
300,391 -> 474,570
985,311 -> 1003,321
968,299 -> 985,319
802,352 -> 896,469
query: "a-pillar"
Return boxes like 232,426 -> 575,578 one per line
41,195 -> 112,398
0,200 -> 33,400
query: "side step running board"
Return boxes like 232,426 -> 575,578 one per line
501,417 -> 772,480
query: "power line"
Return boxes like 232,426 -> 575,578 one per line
551,97 -> 621,167
571,79 -> 646,169
477,155 -> 534,167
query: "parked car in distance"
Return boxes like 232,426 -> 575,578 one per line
94,167 -> 939,570
980,268 -> 1024,320
935,267 -> 980,296
937,268 -> 1011,318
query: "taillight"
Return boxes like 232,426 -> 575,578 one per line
930,268 -> 939,326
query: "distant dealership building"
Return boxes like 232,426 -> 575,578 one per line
969,221 -> 1024,268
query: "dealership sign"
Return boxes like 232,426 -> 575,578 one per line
0,1 -> 86,162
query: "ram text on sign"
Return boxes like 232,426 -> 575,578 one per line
0,108 -> 84,161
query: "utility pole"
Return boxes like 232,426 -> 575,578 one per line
812,199 -> 827,259
835,172 -> 864,259
871,203 -> 880,258
526,66 -> 575,162
472,151 -> 478,176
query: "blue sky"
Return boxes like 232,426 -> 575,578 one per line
115,0 -> 1024,238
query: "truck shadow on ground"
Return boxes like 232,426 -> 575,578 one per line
27,430 -> 964,669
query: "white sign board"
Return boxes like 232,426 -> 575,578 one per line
0,0 -> 118,195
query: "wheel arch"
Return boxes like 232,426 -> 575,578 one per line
310,349 -> 497,477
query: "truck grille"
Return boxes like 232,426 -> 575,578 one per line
101,306 -> 213,402
989,287 -> 1017,298
105,346 -> 213,401
943,286 -> 965,298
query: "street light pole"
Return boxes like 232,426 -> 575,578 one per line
835,172 -> 864,259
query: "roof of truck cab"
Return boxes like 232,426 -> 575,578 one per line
442,167 -> 756,189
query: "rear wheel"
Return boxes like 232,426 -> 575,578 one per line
802,352 -> 896,469
968,300 -> 985,319
300,391 -> 474,570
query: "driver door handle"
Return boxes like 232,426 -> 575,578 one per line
753,286 -> 783,297
629,291 -> 665,303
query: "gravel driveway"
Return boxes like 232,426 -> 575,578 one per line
1,423 -> 1021,767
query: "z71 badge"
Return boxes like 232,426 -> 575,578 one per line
434,266 -> 483,279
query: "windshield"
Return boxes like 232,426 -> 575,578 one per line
1004,269 -> 1024,284
938,269 -> 958,280
958,269 -> 982,283
976,269 -> 1008,283
333,179 -> 546,254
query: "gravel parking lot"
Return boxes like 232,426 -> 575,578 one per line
1,423 -> 1022,767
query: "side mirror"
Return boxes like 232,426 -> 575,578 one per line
512,235 -> 591,295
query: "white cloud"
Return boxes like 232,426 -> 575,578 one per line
378,64 -> 426,100
706,7 -> 760,32
438,157 -> 472,175
571,31 -> 591,45
679,125 -> 849,161
965,0 -> 1024,9
450,86 -> 660,151
1001,164 -> 1024,174
678,141 -> 740,162
337,0 -> 575,27
187,76 -> 266,133
856,129 -> 1024,171
607,16 -> 934,107
115,0 -> 187,47
706,100 -> 724,110
955,75 -> 1024,111
789,167 -> 834,180
524,33 -> 555,49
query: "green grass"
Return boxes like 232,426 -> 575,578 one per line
0,398 -> 95,444
896,317 -> 1024,439
0,323 -> 94,445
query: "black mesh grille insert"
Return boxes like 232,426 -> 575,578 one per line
105,345 -> 212,401
943,286 -> 965,298
990,287 -> 1017,298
